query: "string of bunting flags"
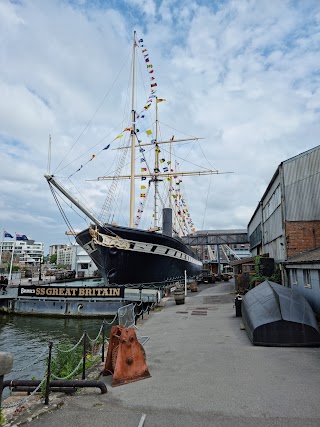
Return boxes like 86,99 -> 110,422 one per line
134,36 -> 161,227
65,34 -> 196,235
133,37 -> 196,234
171,167 -> 196,235
68,36 -> 159,179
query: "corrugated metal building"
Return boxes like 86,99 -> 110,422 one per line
248,145 -> 320,262
284,247 -> 320,315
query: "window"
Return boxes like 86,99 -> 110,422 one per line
262,185 -> 281,221
80,263 -> 89,269
303,270 -> 311,288
243,264 -> 255,272
291,269 -> 297,285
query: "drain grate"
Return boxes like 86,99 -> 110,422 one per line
189,306 -> 217,311
176,311 -> 188,314
203,295 -> 233,304
191,310 -> 207,315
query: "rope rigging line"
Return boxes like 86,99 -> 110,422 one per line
98,52 -> 135,223
54,49 -> 132,175
49,179 -> 124,246
198,142 -> 218,171
55,118 -> 120,176
48,178 -> 92,230
201,173 -> 213,229
67,177 -> 99,221
157,120 -> 200,139
49,185 -> 77,235
99,141 -> 130,223
61,120 -> 126,179
160,142 -> 214,172
50,186 -> 76,229
62,109 -> 132,180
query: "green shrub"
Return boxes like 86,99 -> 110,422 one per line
249,256 -> 282,286
0,409 -> 6,426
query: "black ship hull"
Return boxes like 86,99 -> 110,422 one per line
76,224 -> 202,286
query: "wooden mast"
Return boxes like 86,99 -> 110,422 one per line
129,31 -> 137,228
154,98 -> 160,228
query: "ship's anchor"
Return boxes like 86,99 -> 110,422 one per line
102,325 -> 151,387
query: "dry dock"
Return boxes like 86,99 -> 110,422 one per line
4,280 -> 320,427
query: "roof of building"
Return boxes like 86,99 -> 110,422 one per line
248,144 -> 320,227
285,246 -> 320,264
230,256 -> 255,266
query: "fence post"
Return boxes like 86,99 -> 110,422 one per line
45,342 -> 53,405
134,305 -> 138,325
82,332 -> 87,380
101,322 -> 105,362
0,352 -> 13,408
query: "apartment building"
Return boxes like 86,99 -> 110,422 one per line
0,239 -> 44,265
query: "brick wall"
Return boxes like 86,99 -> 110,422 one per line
285,221 -> 320,257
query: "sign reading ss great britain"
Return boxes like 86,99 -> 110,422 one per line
18,286 -> 124,299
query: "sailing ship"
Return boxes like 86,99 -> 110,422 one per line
45,32 -> 226,286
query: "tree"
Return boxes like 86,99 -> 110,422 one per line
50,254 -> 57,264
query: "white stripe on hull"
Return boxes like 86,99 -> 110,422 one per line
83,232 -> 202,267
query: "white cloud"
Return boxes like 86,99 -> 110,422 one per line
127,0 -> 156,17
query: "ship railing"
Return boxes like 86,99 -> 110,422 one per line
118,303 -> 135,328
119,278 -> 182,289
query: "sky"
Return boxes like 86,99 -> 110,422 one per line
1,0 -> 320,254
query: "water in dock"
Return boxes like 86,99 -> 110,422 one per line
0,314 -> 109,399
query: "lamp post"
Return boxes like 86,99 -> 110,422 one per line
39,256 -> 42,281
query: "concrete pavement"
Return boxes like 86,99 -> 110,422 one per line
4,281 -> 320,426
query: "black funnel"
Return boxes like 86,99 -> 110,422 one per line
162,208 -> 173,237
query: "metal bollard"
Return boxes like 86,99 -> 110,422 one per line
234,295 -> 243,317
101,322 -> 106,362
45,342 -> 53,405
0,352 -> 13,407
82,332 -> 87,380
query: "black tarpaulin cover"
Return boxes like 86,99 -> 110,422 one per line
242,281 -> 320,346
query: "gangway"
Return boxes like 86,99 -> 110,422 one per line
207,245 -> 216,261
182,229 -> 248,246
221,244 -> 241,262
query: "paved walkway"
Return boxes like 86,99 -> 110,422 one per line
4,281 -> 320,426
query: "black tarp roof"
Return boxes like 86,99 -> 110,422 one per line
242,281 -> 320,346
